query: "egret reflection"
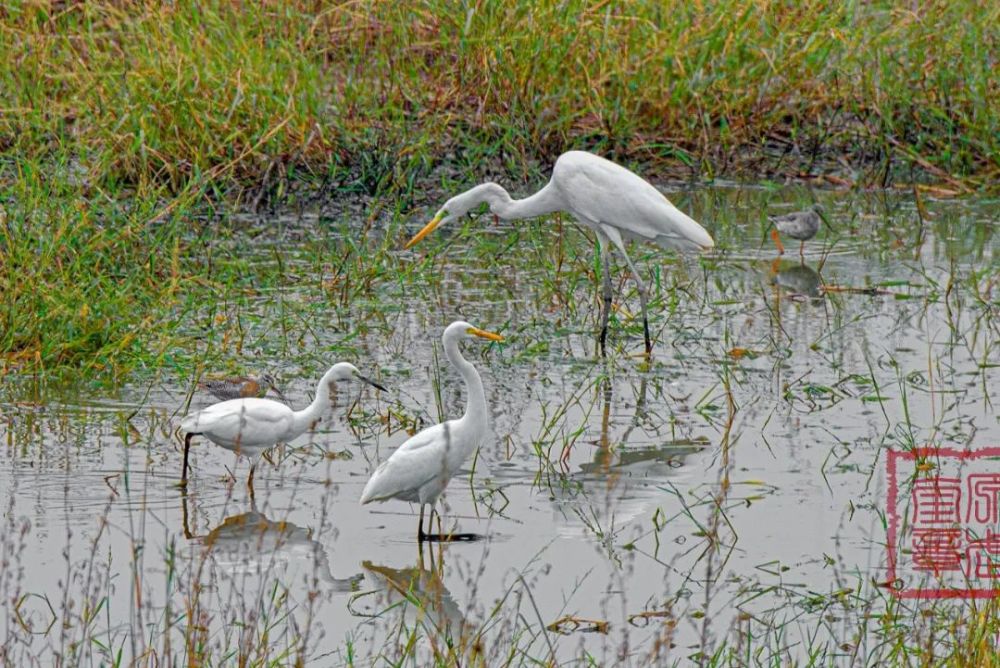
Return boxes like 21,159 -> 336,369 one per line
550,377 -> 710,532
182,493 -> 362,591
351,544 -> 469,648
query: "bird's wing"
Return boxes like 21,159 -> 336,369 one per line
769,211 -> 799,224
360,424 -> 452,503
393,422 -> 451,455
769,211 -> 820,238
181,398 -> 293,446
553,151 -> 712,248
360,449 -> 445,503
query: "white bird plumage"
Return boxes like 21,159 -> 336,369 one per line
360,321 -> 503,541
405,150 -> 714,355
181,362 -> 385,492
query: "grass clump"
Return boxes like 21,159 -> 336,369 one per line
0,165 -> 192,377
1,1 -> 998,194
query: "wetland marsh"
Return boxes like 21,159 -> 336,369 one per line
2,1 -> 999,664
1,186 -> 997,665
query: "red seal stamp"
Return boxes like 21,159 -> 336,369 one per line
887,447 -> 1000,599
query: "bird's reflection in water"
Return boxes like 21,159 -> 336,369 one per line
583,377 -> 708,479
551,377 -> 710,531
182,493 -> 362,591
771,260 -> 824,301
351,543 -> 470,651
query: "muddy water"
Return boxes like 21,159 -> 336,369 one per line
1,187 -> 996,665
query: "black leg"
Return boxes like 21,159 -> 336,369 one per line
620,250 -> 652,355
599,244 -> 613,358
608,232 -> 653,356
247,459 -> 258,504
641,310 -> 652,356
181,433 -> 195,487
181,488 -> 193,539
418,504 -> 426,542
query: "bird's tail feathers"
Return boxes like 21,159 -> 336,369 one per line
359,461 -> 392,504
180,413 -> 200,433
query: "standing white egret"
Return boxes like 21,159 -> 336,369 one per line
405,150 -> 714,355
360,321 -> 503,541
181,362 -> 386,492
768,205 -> 824,260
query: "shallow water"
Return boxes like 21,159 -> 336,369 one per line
1,186 -> 997,665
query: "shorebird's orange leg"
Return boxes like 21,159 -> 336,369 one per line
770,228 -> 785,255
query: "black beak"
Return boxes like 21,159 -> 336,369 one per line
357,374 -> 387,392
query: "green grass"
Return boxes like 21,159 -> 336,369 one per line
1,0 -> 998,375
2,1 -> 998,192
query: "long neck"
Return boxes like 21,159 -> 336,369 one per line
443,334 -> 487,433
477,182 -> 562,221
289,368 -> 337,436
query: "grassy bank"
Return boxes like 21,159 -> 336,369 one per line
2,1 -> 998,192
1,0 -> 998,375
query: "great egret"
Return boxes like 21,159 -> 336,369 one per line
360,321 -> 503,541
768,205 -> 824,259
181,362 -> 385,492
405,150 -> 714,355
199,373 -> 286,402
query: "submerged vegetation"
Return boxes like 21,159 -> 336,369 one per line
1,187 -> 996,664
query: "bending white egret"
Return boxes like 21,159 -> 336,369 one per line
768,205 -> 824,259
181,362 -> 385,492
360,321 -> 502,541
405,150 -> 714,355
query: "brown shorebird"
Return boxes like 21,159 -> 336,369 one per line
768,205 -> 824,260
198,373 -> 285,402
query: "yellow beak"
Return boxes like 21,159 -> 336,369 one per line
467,327 -> 504,342
404,212 -> 444,249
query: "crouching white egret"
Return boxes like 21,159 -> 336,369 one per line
181,362 -> 385,493
405,150 -> 714,355
768,205 -> 824,259
360,321 -> 503,541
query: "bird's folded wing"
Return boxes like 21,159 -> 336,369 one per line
362,449 -> 443,502
182,406 -> 247,439
182,400 -> 293,444
559,159 -> 682,241
393,423 -> 448,455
